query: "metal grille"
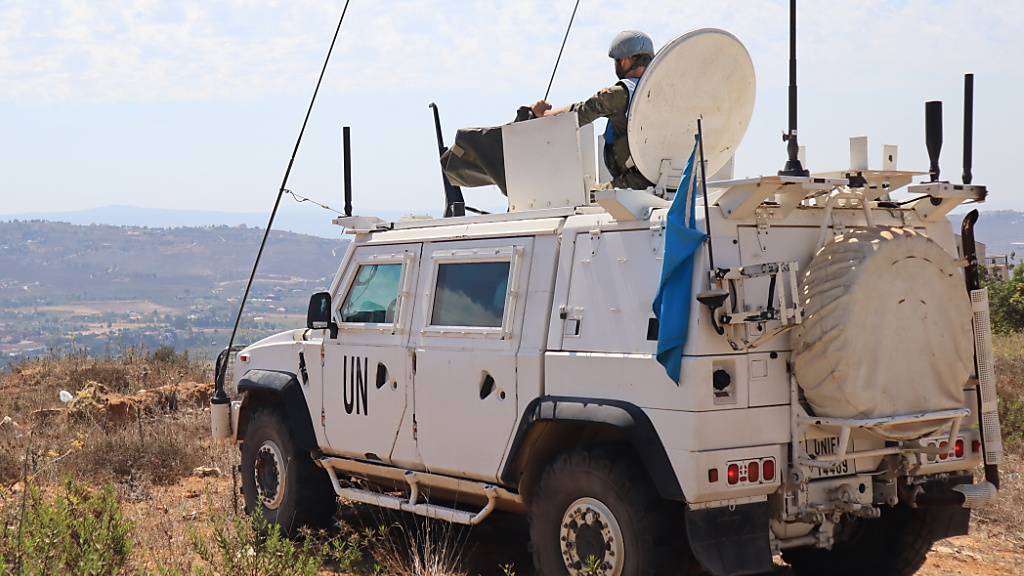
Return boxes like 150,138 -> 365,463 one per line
971,288 -> 1003,465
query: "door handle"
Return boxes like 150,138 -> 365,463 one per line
479,373 -> 496,400
375,362 -> 389,390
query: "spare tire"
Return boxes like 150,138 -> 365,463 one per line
792,227 -> 973,439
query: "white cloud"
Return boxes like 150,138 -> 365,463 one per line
2,1 -> 1018,104
1,0 -> 1021,214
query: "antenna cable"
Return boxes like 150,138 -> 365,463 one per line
543,0 -> 582,101
215,0 -> 353,400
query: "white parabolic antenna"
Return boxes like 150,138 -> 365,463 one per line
627,28 -> 756,182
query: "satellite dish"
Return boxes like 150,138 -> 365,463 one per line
627,29 -> 756,184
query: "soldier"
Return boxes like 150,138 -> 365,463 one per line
531,30 -> 655,190
441,31 -> 655,194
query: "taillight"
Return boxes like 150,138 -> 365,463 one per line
747,461 -> 760,483
762,458 -> 776,481
972,439 -> 981,454
939,441 -> 949,460
954,439 -> 965,459
239,353 -> 250,363
708,468 -> 719,483
727,464 -> 740,485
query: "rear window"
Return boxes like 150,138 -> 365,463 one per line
339,264 -> 402,324
430,262 -> 510,328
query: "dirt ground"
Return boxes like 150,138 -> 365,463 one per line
2,350 -> 1022,575
122,456 -> 1024,575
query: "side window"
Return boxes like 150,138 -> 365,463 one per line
430,262 -> 511,328
339,264 -> 402,324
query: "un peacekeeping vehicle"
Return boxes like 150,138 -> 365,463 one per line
210,26 -> 1005,576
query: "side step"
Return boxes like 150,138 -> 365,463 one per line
319,458 -> 501,526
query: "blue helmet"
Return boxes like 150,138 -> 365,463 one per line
608,30 -> 654,59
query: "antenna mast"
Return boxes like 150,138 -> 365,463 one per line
779,0 -> 809,177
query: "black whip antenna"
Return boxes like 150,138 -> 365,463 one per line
779,0 -> 809,177
543,0 -> 582,101
214,0 -> 352,401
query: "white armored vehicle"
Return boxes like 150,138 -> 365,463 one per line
211,23 -> 1003,576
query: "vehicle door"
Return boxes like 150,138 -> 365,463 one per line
322,243 -> 421,463
410,237 -> 532,481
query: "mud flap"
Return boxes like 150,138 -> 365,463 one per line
918,473 -> 972,541
685,502 -> 773,576
923,506 -> 971,541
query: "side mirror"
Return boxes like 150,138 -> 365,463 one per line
307,292 -> 338,338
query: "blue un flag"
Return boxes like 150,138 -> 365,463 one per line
652,137 -> 706,383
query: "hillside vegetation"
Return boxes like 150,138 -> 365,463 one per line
0,221 -> 346,364
0,221 -> 344,307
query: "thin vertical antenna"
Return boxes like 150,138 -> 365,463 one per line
779,0 -> 808,176
214,0 -> 352,401
963,73 -> 974,185
343,126 -> 352,216
543,0 -> 582,102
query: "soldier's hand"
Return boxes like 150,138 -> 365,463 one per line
531,100 -> 552,118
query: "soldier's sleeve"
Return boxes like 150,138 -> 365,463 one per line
570,85 -> 629,126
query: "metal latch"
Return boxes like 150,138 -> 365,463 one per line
754,207 -> 771,255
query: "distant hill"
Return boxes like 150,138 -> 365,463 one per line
0,221 -> 346,308
967,210 -> 1024,258
1,205 -> 413,239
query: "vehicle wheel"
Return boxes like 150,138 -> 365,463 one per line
240,408 -> 336,535
782,505 -> 933,576
529,447 -> 688,576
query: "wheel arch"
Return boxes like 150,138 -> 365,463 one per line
500,396 -> 684,502
236,369 -> 319,453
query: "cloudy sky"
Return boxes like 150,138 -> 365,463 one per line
2,0 -> 1022,220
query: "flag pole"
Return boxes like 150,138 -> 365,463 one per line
696,118 -> 716,272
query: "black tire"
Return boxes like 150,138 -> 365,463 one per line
240,408 -> 336,535
528,447 -> 690,576
782,505 -> 934,576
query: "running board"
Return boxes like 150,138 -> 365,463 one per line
317,457 -> 506,526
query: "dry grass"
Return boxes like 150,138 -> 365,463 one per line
362,515 -> 469,576
0,337 -> 1021,575
0,349 -> 238,574
973,333 -> 1024,537
993,332 -> 1024,453
0,350 -> 214,488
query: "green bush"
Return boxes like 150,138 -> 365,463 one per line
149,345 -> 188,364
190,509 -> 375,576
0,480 -> 133,575
985,266 -> 1024,333
1000,397 -> 1024,452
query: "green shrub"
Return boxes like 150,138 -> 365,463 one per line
1000,398 -> 1024,452
191,510 -> 349,576
149,345 -> 188,365
986,266 -> 1024,333
0,480 -> 133,575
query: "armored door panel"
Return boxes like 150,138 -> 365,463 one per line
322,243 -> 420,462
410,237 -> 532,481
298,339 -> 328,448
561,229 -> 662,354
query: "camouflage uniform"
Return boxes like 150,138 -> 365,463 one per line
571,81 -> 653,190
441,79 -> 653,195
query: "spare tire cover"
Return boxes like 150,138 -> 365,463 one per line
792,228 -> 973,439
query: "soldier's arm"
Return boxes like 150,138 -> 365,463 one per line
531,85 -> 629,125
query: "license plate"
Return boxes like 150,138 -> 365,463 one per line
805,436 -> 852,478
